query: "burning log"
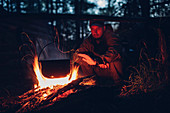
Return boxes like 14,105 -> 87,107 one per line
0,75 -> 95,113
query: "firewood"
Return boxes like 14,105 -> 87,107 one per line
0,75 -> 95,113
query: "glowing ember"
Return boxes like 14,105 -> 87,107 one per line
43,93 -> 48,98
33,55 -> 79,89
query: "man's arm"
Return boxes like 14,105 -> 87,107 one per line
77,53 -> 109,68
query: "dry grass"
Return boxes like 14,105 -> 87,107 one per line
120,42 -> 168,97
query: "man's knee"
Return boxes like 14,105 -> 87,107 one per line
109,60 -> 123,84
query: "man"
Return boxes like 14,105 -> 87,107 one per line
73,20 -> 123,85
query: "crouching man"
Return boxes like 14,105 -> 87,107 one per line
73,20 -> 123,86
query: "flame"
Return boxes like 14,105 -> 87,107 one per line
33,55 -> 79,89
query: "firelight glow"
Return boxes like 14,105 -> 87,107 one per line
33,55 -> 79,89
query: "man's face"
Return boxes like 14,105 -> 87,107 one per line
90,25 -> 105,39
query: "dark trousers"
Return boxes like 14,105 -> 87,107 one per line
79,60 -> 123,85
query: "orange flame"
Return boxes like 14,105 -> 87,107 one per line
33,55 -> 79,89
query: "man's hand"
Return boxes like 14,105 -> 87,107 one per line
77,54 -> 109,68
77,54 -> 96,65
98,63 -> 109,69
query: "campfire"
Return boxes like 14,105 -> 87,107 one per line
0,36 -> 96,113
1,54 -> 95,113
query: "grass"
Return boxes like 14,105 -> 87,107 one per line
120,41 -> 168,97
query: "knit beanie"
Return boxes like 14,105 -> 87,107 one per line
89,19 -> 105,27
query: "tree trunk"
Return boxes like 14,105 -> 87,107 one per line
139,0 -> 150,17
